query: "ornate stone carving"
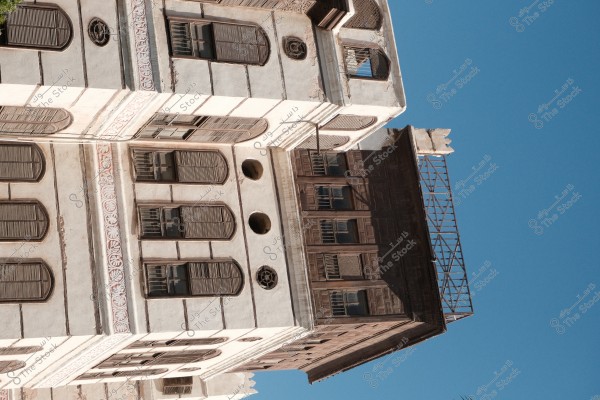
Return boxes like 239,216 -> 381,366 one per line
283,37 -> 307,60
128,0 -> 155,91
88,18 -> 110,47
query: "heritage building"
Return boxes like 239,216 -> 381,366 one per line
0,0 -> 473,398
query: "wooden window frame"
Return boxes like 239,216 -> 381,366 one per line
330,290 -> 369,317
320,115 -> 378,131
310,151 -> 348,177
319,219 -> 359,244
98,350 -> 221,368
0,201 -> 50,242
0,106 -> 73,135
316,186 -> 353,210
342,44 -> 390,81
127,337 -> 228,349
343,0 -> 383,31
0,143 -> 45,182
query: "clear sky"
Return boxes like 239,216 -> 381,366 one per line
253,1 -> 600,399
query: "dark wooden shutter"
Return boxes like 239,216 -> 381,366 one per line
153,349 -> 220,364
190,116 -> 268,143
0,262 -> 53,302
343,0 -> 383,30
174,150 -> 228,183
0,360 -> 26,373
2,4 -> 72,50
0,346 -> 43,355
188,261 -> 243,295
0,106 -> 72,135
163,377 -> 193,395
298,135 -> 350,150
212,22 -> 269,65
321,115 -> 377,131
0,143 -> 44,181
0,202 -> 49,241
180,206 -> 235,239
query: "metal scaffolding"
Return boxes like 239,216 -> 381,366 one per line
418,155 -> 473,323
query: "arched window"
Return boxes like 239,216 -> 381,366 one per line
321,115 -> 377,131
138,204 -> 235,239
343,44 -> 390,80
131,148 -> 228,184
0,106 -> 73,135
0,143 -> 45,182
78,368 -> 168,380
0,346 -> 43,355
168,17 -> 269,66
343,0 -> 383,30
0,201 -> 49,241
0,3 -> 72,50
128,337 -> 228,349
136,113 -> 268,143
0,360 -> 26,374
298,135 -> 350,150
98,350 -> 221,368
0,261 -> 53,302
144,260 -> 243,297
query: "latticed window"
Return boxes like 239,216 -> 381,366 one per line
319,219 -> 359,244
98,350 -> 221,368
131,148 -> 227,184
138,204 -> 234,239
310,152 -> 347,176
343,45 -> 390,80
0,346 -> 43,355
0,143 -> 45,181
128,337 -> 228,349
78,368 -> 168,380
0,3 -> 72,50
168,17 -> 269,66
0,201 -> 49,241
163,377 -> 193,395
0,261 -> 53,302
343,0 -> 383,30
316,186 -> 353,210
330,290 -> 369,316
0,360 -> 26,374
145,261 -> 243,297
322,254 -> 363,280
0,106 -> 72,135
136,113 -> 268,143
298,134 -> 350,150
321,115 -> 377,131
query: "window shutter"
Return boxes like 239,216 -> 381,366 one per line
0,346 -> 43,355
174,150 -> 228,183
338,255 -> 363,278
180,206 -> 235,239
0,106 -> 72,135
0,360 -> 26,374
212,22 -> 269,65
343,0 -> 383,30
188,261 -> 243,295
2,4 -> 72,50
298,135 -> 350,150
0,202 -> 49,241
163,377 -> 193,395
191,116 -> 268,143
0,143 -> 44,181
0,262 -> 53,302
321,115 -> 377,131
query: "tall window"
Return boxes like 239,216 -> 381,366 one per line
144,261 -> 243,297
131,148 -> 228,184
319,219 -> 359,244
138,204 -> 235,240
310,152 -> 348,176
168,17 -> 269,66
316,186 -> 353,210
0,261 -> 53,302
0,201 -> 49,241
0,143 -> 45,181
322,254 -> 363,280
321,115 -> 377,131
98,350 -> 221,368
136,113 -> 268,143
343,0 -> 383,30
330,290 -> 369,316
0,106 -> 72,135
343,45 -> 390,80
128,337 -> 228,349
0,3 -> 72,50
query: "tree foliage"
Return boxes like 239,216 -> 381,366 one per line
0,0 -> 22,25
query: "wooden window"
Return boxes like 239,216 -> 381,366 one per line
323,254 -> 363,280
343,45 -> 390,80
138,204 -> 234,240
0,360 -> 26,374
163,377 -> 193,395
330,290 -> 369,316
0,202 -> 49,241
0,106 -> 72,135
136,113 -> 268,143
0,3 -> 72,50
298,134 -> 350,150
131,149 -> 228,184
0,143 -> 45,181
316,186 -> 353,210
0,346 -> 43,355
128,337 -> 228,349
168,17 -> 269,66
319,220 -> 359,244
98,350 -> 221,368
321,115 -> 377,131
144,261 -> 243,298
310,152 -> 347,176
78,368 -> 168,380
343,0 -> 383,30
0,261 -> 53,302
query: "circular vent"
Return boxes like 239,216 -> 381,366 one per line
248,212 -> 271,235
283,37 -> 307,60
242,159 -> 263,180
256,266 -> 278,290
88,18 -> 110,47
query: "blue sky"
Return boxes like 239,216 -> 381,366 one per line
254,1 -> 600,399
